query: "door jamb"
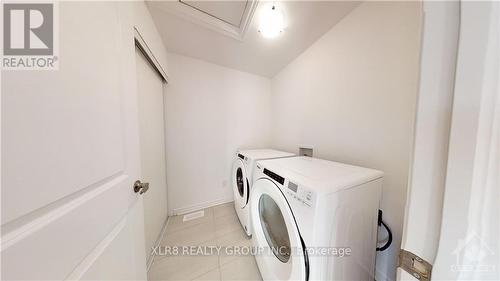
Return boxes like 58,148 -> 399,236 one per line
134,27 -> 168,83
133,27 -> 170,271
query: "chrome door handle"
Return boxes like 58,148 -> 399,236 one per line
134,180 -> 149,195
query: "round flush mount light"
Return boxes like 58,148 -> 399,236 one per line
258,4 -> 285,39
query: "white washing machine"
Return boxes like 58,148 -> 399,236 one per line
232,149 -> 295,236
250,156 -> 383,281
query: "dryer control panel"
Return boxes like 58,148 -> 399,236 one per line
257,163 -> 315,208
263,168 -> 285,185
286,181 -> 314,207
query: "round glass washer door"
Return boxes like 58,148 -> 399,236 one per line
250,178 -> 307,280
231,159 -> 249,208
259,194 -> 291,263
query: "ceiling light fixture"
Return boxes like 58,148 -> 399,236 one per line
258,4 -> 285,39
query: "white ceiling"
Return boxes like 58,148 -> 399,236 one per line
147,1 -> 360,78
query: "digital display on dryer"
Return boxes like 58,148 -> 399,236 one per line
288,182 -> 298,193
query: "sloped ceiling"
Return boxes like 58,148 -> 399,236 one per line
147,1 -> 360,78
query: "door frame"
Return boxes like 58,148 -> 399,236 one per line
133,27 -> 170,271
134,27 -> 168,83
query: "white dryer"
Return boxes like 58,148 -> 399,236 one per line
232,149 -> 295,236
250,156 -> 383,281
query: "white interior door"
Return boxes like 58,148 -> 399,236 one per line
433,2 -> 499,279
1,2 -> 148,280
135,48 -> 168,262
397,2 -> 459,280
399,2 -> 499,280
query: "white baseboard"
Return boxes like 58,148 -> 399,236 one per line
172,197 -> 234,216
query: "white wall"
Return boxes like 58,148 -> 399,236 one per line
164,53 -> 272,215
270,2 -> 422,281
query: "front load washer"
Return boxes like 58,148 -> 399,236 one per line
232,149 -> 295,236
250,156 -> 383,281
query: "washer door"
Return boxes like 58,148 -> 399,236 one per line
250,178 -> 308,281
232,159 -> 249,209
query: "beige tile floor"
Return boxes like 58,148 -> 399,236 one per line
148,202 -> 263,281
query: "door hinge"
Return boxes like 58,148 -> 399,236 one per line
398,249 -> 432,281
